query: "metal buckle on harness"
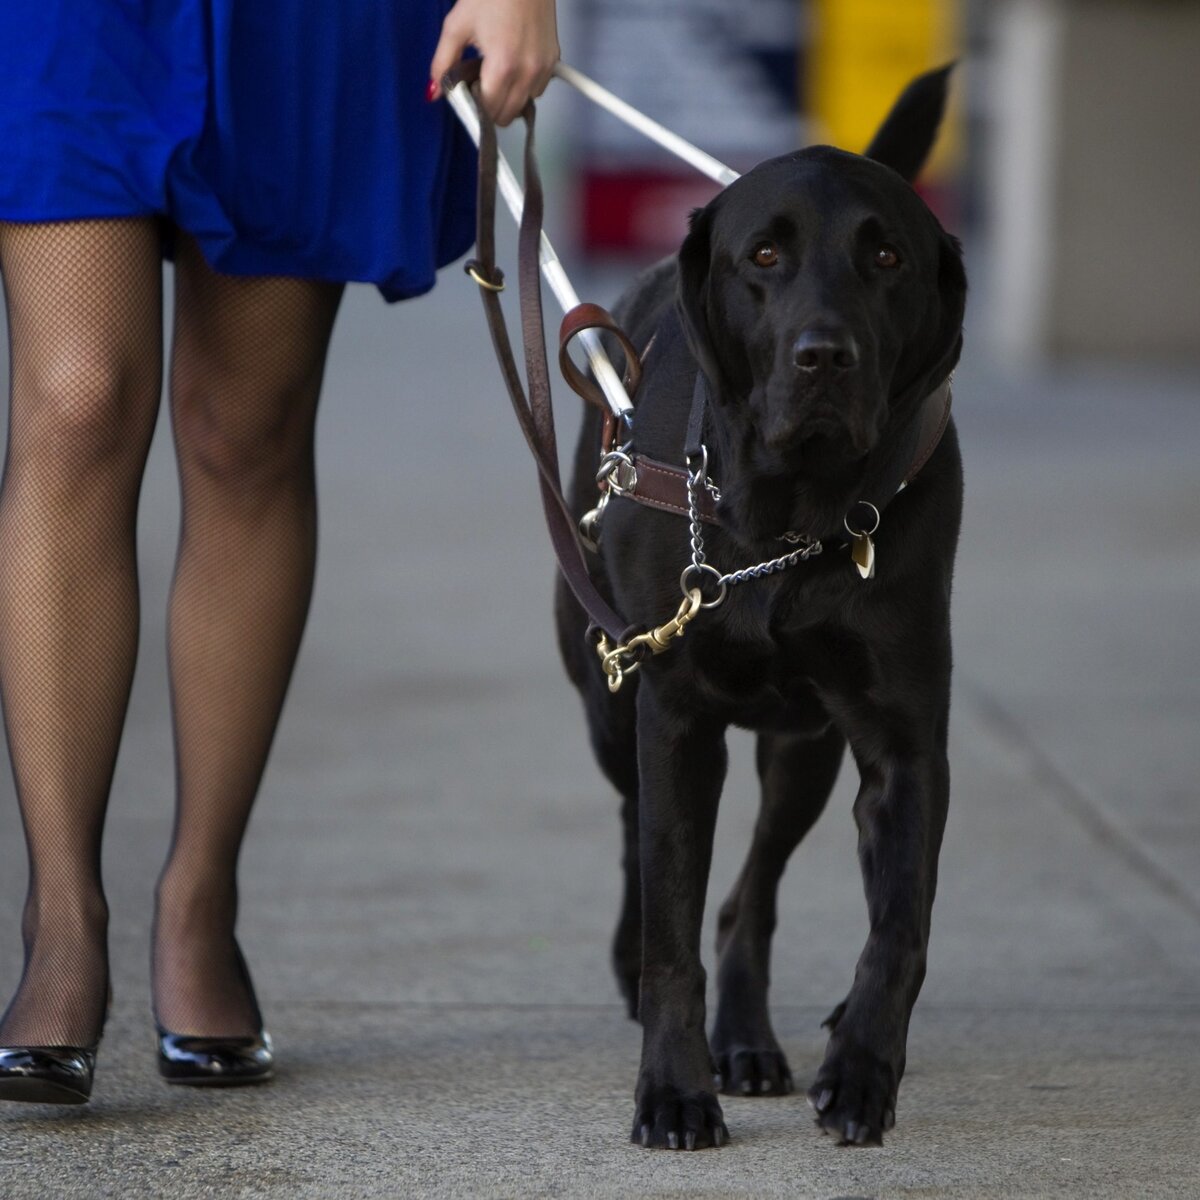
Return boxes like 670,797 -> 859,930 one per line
596,449 -> 637,495
582,448 -> 636,552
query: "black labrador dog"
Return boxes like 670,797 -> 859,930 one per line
556,66 -> 966,1149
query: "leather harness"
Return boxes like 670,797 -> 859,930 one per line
559,299 -> 952,535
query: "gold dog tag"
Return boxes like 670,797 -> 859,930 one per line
851,533 -> 875,580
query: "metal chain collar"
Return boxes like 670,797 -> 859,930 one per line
682,446 -> 822,608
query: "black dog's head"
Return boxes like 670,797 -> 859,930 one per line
677,65 -> 967,543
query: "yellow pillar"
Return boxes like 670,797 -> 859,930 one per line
808,0 -> 963,176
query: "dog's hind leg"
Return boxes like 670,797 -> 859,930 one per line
710,723 -> 845,1097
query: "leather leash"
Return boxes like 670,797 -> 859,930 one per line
449,60 -> 637,646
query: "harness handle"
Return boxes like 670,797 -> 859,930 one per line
559,303 -> 643,413
559,302 -> 643,460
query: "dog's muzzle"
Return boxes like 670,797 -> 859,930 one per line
762,403 -> 878,463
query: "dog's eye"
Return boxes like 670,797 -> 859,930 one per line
874,246 -> 901,269
752,242 -> 779,268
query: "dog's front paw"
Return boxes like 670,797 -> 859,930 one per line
713,1041 -> 794,1096
631,1085 -> 728,1150
807,1044 -> 898,1146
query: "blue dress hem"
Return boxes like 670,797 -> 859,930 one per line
0,206 -> 475,304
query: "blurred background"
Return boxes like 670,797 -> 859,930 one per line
550,0 -> 1198,360
0,1 -> 1196,1194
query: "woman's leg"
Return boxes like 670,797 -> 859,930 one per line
0,218 -> 163,1048
153,233 -> 343,1037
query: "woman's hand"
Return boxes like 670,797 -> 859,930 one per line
429,0 -> 559,127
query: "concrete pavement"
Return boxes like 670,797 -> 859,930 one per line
0,265 -> 1197,1197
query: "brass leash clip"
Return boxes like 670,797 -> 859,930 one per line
595,587 -> 703,693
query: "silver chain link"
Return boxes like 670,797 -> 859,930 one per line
687,457 -> 710,568
685,448 -> 821,602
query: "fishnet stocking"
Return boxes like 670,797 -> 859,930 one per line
0,217 -> 163,1047
0,220 -> 343,1050
152,233 -> 343,1037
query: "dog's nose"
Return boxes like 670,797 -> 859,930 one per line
793,329 -> 859,373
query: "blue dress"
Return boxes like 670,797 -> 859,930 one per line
0,1 -> 476,301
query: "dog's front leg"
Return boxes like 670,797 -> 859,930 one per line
808,746 -> 949,1146
631,682 -> 729,1150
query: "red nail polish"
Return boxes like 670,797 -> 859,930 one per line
426,79 -> 439,103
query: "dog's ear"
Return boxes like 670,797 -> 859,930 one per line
916,231 -> 968,394
863,63 -> 955,183
676,204 -> 726,393
889,228 -> 967,410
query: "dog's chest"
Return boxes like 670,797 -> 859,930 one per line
677,591 -> 837,728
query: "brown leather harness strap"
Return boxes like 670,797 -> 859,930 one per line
615,377 -> 953,527
622,454 -> 721,522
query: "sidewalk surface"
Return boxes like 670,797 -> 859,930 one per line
0,264 -> 1197,1198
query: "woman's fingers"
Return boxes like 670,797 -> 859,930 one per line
428,7 -> 472,100
429,0 -> 559,127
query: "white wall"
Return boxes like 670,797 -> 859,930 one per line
987,0 -> 1200,360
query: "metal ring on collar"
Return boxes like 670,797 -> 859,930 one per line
844,500 -> 881,539
680,562 -> 727,609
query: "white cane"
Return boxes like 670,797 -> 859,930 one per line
552,63 -> 740,188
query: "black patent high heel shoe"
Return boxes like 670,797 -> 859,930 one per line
0,1045 -> 98,1105
0,984 -> 111,1105
156,1030 -> 273,1086
155,943 -> 274,1087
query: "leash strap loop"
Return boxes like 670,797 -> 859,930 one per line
559,303 -> 643,411
560,302 -> 644,467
